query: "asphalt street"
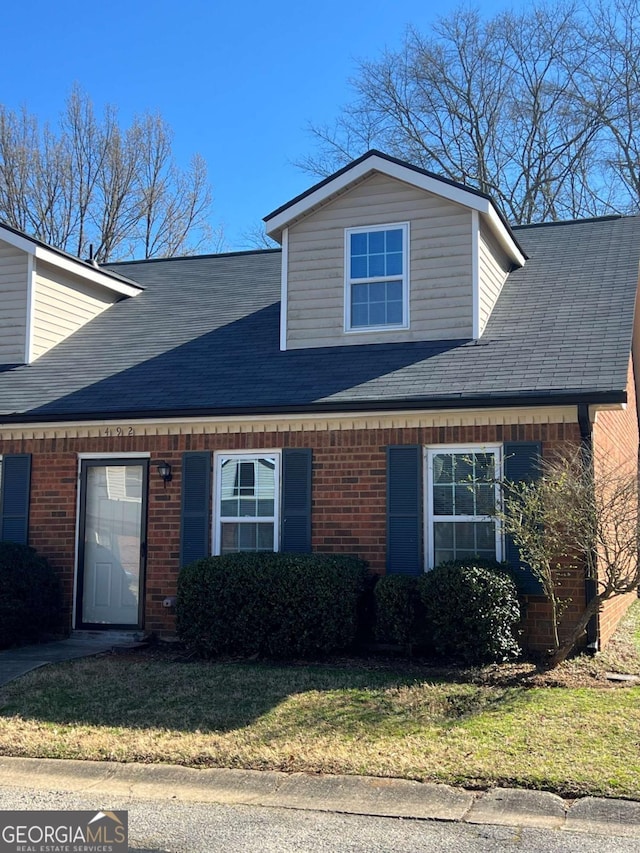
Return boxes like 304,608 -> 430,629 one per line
1,787 -> 639,853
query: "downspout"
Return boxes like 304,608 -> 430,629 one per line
578,403 -> 599,651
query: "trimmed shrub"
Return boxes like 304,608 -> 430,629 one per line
417,560 -> 521,665
373,575 -> 421,646
177,552 -> 369,659
0,541 -> 62,649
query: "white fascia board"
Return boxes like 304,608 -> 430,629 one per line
264,154 -> 525,267
486,205 -> 526,267
264,156 -> 489,236
25,255 -> 36,364
0,227 -> 37,255
280,227 -> 289,351
0,225 -> 142,297
35,246 -> 142,297
471,211 -> 480,340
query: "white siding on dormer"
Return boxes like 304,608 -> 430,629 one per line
0,241 -> 29,364
31,260 -> 120,360
478,220 -> 511,336
286,173 -> 474,349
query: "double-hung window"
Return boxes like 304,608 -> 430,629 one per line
215,453 -> 279,555
426,445 -> 502,567
345,223 -> 409,331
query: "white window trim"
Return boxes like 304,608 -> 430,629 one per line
213,450 -> 281,556
344,221 -> 410,333
424,443 -> 503,569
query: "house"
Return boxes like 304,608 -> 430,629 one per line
0,150 -> 638,651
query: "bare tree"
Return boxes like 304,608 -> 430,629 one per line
302,0 -> 640,223
500,446 -> 640,665
0,86 -> 220,261
239,222 -> 279,250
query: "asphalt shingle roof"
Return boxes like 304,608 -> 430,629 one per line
0,215 -> 637,422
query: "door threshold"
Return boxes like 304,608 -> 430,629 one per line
72,629 -> 148,646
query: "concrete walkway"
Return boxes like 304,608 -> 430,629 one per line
0,636 -> 125,685
0,757 -> 639,839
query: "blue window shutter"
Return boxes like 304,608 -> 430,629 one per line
180,451 -> 211,566
503,441 -> 543,594
0,454 -> 31,545
281,448 -> 312,553
387,446 -> 422,575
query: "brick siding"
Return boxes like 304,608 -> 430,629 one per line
4,417 -> 625,651
592,356 -> 640,648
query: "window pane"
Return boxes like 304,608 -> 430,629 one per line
475,453 -> 495,480
369,253 -> 385,277
257,523 -> 274,550
476,521 -> 496,550
352,283 -> 368,305
221,522 -> 275,554
369,301 -> 387,326
239,498 -> 257,517
434,549 -> 455,566
387,280 -> 402,301
455,522 -> 475,549
455,485 -> 474,515
454,454 -> 473,483
429,450 -> 499,566
239,524 -> 257,550
386,252 -> 403,276
351,303 -> 369,327
369,231 -> 385,253
351,232 -> 368,255
476,484 -> 495,515
387,300 -> 403,325
385,229 -> 403,252
220,523 -> 239,554
220,498 -> 237,516
434,521 -> 454,548
369,282 -> 386,302
433,454 -> 454,483
256,499 -> 272,516
350,255 -> 368,279
433,485 -> 453,515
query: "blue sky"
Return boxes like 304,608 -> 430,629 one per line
3,0 -> 524,251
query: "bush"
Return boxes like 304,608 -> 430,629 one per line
373,575 -> 422,646
417,560 -> 521,665
177,552 -> 369,659
0,541 -> 62,649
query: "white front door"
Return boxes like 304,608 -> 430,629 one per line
77,460 -> 147,628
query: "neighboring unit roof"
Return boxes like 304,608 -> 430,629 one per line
0,221 -> 144,296
0,215 -> 636,423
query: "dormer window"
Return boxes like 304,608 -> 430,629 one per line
345,223 -> 409,331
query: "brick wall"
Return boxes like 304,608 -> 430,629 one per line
592,356 -> 640,648
1,419 -> 583,648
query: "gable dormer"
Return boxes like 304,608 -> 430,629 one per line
0,224 -> 142,365
264,151 -> 525,351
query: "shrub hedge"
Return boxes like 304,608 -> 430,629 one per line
177,552 -> 369,659
0,541 -> 62,649
373,575 -> 422,646
417,560 -> 521,664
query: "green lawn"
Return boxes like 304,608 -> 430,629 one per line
0,603 -> 639,799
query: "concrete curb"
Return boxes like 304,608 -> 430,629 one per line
0,757 -> 638,838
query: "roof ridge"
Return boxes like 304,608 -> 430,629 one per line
105,247 -> 282,267
513,214 -> 629,230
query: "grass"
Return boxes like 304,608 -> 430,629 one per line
0,601 -> 639,799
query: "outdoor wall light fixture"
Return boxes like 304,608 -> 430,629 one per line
157,460 -> 172,486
